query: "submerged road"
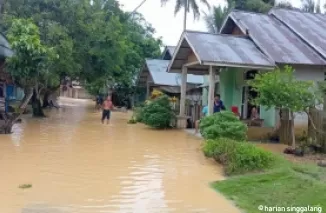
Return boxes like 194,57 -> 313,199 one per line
0,98 -> 239,213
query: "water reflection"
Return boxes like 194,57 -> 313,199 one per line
0,98 -> 239,213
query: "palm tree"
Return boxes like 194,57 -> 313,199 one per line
203,0 -> 234,33
203,3 -> 234,33
301,0 -> 320,12
161,0 -> 210,30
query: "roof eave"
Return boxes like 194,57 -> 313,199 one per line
201,61 -> 275,70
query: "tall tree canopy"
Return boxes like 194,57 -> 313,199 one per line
1,0 -> 162,100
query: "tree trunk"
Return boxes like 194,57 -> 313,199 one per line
32,87 -> 45,117
42,90 -> 50,108
291,111 -> 296,148
183,0 -> 188,31
0,88 -> 33,134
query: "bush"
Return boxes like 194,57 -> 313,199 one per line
199,111 -> 247,141
141,95 -> 175,129
202,138 -> 277,175
133,106 -> 144,122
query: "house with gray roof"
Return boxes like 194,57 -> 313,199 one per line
168,9 -> 326,129
217,9 -> 326,128
136,46 -> 203,102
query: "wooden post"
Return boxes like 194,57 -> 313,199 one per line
146,80 -> 150,99
208,66 -> 215,115
179,66 -> 187,116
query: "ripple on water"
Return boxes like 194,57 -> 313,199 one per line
0,98 -> 240,213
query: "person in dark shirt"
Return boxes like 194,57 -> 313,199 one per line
213,94 -> 224,113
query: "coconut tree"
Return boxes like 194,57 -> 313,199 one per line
301,0 -> 321,13
161,0 -> 210,30
203,0 -> 234,33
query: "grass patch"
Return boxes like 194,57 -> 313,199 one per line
213,164 -> 326,213
19,184 -> 32,189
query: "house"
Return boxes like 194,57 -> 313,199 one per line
60,79 -> 92,99
168,9 -> 326,129
0,32 -> 15,113
136,45 -> 203,102
168,30 -> 275,128
219,9 -> 326,128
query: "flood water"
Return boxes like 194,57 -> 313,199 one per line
0,98 -> 239,213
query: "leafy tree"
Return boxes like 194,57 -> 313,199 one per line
203,0 -> 273,34
2,0 -> 162,110
248,66 -> 322,148
161,0 -> 210,30
6,18 -> 56,117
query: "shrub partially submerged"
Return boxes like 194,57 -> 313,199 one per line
202,138 -> 277,175
141,95 -> 175,129
199,111 -> 247,141
133,106 -> 144,123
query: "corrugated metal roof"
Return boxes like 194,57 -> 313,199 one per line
227,11 -> 326,65
185,31 -> 275,68
269,8 -> 326,60
145,59 -> 203,86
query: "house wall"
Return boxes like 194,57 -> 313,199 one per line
187,51 -> 198,63
201,75 -> 219,106
202,76 -> 208,106
232,26 -> 243,35
283,65 -> 325,130
219,68 -> 276,127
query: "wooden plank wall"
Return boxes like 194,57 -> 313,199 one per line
308,108 -> 326,151
0,98 -> 5,112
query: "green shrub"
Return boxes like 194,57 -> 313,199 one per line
226,142 -> 276,175
133,106 -> 144,122
202,138 -> 277,175
199,111 -> 247,141
141,95 -> 175,129
202,140 -> 220,157
127,117 -> 137,124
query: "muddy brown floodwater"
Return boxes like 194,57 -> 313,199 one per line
0,98 -> 239,213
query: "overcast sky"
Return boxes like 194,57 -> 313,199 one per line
118,0 -> 311,46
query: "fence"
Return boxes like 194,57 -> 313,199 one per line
307,108 -> 326,151
278,108 -> 326,151
174,101 -> 202,128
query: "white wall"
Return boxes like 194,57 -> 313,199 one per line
292,65 -> 325,127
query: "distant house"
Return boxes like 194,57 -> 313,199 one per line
136,45 -> 203,103
0,32 -> 17,113
168,9 -> 326,129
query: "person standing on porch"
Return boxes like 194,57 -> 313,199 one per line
194,105 -> 208,134
213,94 -> 225,113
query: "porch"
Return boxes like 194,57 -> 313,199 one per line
167,31 -> 276,128
136,58 -> 203,109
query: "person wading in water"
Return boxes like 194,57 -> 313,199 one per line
101,96 -> 114,124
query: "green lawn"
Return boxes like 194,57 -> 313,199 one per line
213,163 -> 326,213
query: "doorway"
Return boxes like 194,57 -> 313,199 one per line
241,70 -> 260,119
